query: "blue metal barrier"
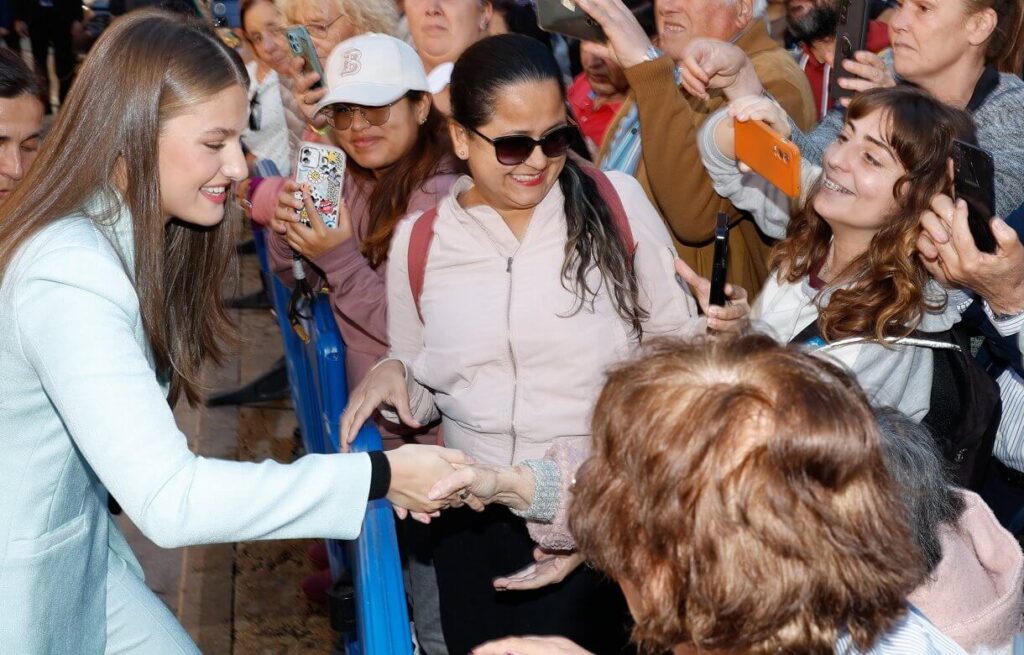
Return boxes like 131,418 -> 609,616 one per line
251,227 -> 413,654
305,295 -> 413,655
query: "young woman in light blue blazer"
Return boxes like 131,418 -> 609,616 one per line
0,10 -> 467,654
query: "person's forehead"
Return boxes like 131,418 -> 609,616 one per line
0,94 -> 43,135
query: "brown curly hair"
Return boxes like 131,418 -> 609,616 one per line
770,87 -> 976,342
570,334 -> 926,654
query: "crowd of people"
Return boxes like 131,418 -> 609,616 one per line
1,0 -> 1024,653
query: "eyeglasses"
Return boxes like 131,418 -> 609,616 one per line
323,101 -> 398,130
304,14 -> 344,38
467,124 -> 577,166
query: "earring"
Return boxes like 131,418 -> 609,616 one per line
419,116 -> 427,125
458,149 -> 467,158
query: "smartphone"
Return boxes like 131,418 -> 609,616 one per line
828,0 -> 871,103
709,213 -> 729,308
536,0 -> 606,43
211,0 -> 241,28
734,119 -> 801,198
294,142 -> 345,228
285,26 -> 325,89
952,139 -> 997,254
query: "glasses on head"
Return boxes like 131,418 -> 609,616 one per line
323,101 -> 397,130
304,14 -> 344,38
467,124 -> 577,166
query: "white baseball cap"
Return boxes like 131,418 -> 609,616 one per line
313,33 -> 430,116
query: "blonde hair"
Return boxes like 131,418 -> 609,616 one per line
281,0 -> 397,35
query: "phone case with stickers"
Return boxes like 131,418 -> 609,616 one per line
294,142 -> 345,228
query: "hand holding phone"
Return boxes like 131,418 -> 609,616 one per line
285,26 -> 325,90
734,118 -> 801,198
536,0 -> 606,43
952,140 -> 997,254
294,142 -> 346,228
829,0 -> 871,102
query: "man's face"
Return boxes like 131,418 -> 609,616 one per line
656,0 -> 744,61
580,41 -> 629,97
785,0 -> 840,43
0,93 -> 43,201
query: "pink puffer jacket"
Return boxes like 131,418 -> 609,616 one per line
384,172 -> 702,465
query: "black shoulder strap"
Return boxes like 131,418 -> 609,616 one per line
790,319 -> 823,345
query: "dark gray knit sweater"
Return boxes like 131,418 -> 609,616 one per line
790,71 -> 1024,218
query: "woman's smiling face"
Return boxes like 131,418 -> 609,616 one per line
158,85 -> 249,225
452,78 -> 569,217
812,109 -> 907,235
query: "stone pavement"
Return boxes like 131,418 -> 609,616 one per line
116,237 -> 336,654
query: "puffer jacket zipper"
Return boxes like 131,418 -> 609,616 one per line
506,255 -> 519,464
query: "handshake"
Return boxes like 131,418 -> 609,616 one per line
382,445 -> 536,522
384,445 -> 585,593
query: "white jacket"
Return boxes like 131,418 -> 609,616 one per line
0,193 -> 372,653
385,173 -> 700,465
699,110 -> 960,420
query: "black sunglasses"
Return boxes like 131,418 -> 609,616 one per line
467,124 -> 577,166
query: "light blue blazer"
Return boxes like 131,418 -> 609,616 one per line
0,194 -> 372,653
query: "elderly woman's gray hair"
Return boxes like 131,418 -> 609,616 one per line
875,407 -> 967,574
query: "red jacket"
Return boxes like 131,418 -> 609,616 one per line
800,21 -> 890,119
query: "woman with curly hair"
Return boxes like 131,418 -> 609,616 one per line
699,86 -> 976,421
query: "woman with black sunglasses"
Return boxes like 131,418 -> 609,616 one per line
339,33 -> 749,653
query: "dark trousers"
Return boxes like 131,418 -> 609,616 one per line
431,505 -> 634,655
28,9 -> 75,107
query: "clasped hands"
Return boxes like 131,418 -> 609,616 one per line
381,444 -> 587,592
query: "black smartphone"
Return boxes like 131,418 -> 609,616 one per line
285,26 -> 325,90
709,213 -> 729,308
828,0 -> 871,103
952,139 -> 997,254
536,0 -> 606,43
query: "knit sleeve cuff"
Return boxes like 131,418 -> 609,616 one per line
510,459 -> 560,522
699,109 -> 736,169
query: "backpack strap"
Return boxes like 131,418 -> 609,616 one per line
406,166 -> 635,324
579,165 -> 637,266
407,206 -> 440,324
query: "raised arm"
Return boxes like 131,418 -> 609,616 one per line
631,38 -> 814,244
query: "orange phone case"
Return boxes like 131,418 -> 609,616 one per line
734,119 -> 801,198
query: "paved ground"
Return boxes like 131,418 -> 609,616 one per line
116,237 -> 337,654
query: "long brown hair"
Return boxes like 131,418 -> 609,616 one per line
572,335 -> 924,654
964,0 -> 1024,74
352,92 -> 461,267
770,87 -> 975,342
0,10 -> 248,406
